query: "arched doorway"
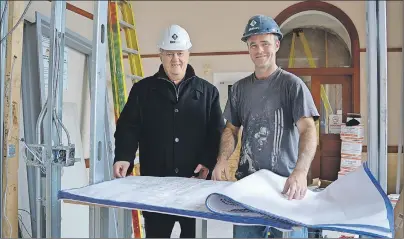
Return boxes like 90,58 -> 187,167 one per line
274,2 -> 361,181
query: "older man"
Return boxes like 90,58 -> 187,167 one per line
113,24 -> 224,238
212,15 -> 319,238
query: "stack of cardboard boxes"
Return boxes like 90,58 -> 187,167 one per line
338,114 -> 364,178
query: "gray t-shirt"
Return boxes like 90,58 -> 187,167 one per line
224,68 -> 319,180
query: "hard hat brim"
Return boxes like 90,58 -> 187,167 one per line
241,32 -> 283,42
157,42 -> 192,51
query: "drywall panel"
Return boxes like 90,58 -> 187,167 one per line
62,47 -> 87,130
58,41 -> 90,238
60,102 -> 89,238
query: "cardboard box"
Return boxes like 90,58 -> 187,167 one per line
337,167 -> 360,178
341,141 -> 362,157
340,158 -> 362,168
340,125 -> 364,140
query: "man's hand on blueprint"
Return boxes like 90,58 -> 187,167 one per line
282,169 -> 307,200
192,164 -> 210,179
211,159 -> 231,181
113,161 -> 130,178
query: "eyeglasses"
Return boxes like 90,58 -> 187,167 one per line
161,51 -> 186,58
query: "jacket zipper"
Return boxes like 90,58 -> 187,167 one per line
158,77 -> 190,102
157,77 -> 178,101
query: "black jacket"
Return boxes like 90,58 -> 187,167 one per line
113,64 -> 225,178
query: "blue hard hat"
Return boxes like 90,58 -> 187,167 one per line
241,15 -> 283,42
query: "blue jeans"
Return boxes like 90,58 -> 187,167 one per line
233,225 -> 308,238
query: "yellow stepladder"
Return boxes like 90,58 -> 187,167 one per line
107,0 -> 144,238
288,28 -> 334,143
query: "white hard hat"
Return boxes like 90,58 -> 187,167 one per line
157,24 -> 192,51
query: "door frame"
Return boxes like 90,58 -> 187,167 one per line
274,1 -> 361,114
311,75 -> 353,181
292,73 -> 355,181
290,72 -> 356,181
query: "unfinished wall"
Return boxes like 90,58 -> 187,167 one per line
20,1 -> 95,237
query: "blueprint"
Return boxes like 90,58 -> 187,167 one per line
63,174 -> 230,215
58,163 -> 394,238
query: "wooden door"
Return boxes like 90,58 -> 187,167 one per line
311,76 -> 352,181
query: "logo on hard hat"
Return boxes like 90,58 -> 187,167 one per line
248,19 -> 259,32
170,34 -> 178,44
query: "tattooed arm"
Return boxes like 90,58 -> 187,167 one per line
213,81 -> 242,181
217,122 -> 240,162
212,121 -> 239,180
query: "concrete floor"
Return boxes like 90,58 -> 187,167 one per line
171,220 -> 233,238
